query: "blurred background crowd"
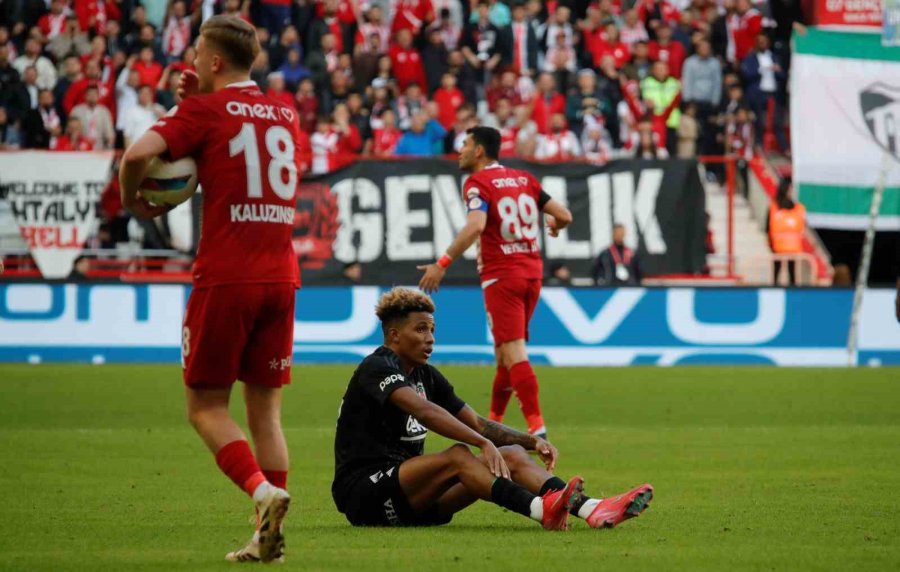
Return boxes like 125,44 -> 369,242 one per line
0,0 -> 805,170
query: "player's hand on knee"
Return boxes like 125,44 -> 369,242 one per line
534,437 -> 558,472
480,441 -> 510,479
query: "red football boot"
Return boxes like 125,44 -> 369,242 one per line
586,483 -> 653,529
541,475 -> 584,531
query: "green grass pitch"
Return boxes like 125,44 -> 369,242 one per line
0,364 -> 898,571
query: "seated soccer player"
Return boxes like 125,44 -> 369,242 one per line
332,287 -> 653,529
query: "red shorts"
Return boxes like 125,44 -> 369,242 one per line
482,278 -> 541,346
182,283 -> 296,389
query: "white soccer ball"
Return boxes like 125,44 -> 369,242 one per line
139,156 -> 199,206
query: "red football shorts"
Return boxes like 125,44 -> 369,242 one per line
181,283 -> 296,389
482,278 -> 542,346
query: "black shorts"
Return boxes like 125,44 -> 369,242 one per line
335,463 -> 453,527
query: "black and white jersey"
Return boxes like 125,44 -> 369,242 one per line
332,346 -> 466,492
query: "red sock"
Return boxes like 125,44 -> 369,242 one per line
489,366 -> 513,422
263,469 -> 288,490
215,440 -> 266,497
508,361 -> 544,433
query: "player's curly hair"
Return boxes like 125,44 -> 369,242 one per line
376,288 -> 435,334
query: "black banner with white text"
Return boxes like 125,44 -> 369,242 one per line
293,158 -> 707,285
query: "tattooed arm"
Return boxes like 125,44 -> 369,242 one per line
455,405 -> 559,471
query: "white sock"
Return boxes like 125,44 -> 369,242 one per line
577,498 -> 602,519
252,481 -> 272,503
529,497 -> 543,522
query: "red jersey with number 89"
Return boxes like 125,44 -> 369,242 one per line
463,163 -> 544,281
150,82 -> 301,288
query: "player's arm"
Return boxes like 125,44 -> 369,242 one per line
417,209 -> 487,294
119,130 -> 172,220
389,386 -> 510,478
540,190 -> 573,238
454,405 -> 558,471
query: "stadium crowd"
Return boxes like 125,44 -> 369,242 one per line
0,0 -> 804,172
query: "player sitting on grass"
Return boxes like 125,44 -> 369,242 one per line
332,287 -> 653,529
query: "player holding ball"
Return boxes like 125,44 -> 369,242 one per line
119,16 -> 304,563
419,126 -> 572,440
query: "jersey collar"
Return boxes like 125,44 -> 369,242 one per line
226,80 -> 258,88
484,162 -> 503,170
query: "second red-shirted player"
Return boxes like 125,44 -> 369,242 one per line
418,126 -> 573,439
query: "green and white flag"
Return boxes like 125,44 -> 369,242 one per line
791,28 -> 900,230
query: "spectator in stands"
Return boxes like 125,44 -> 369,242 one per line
51,115 -> 92,150
370,108 -> 402,157
532,71 -> 565,134
367,77 -> 394,129
392,0 -> 435,36
132,45 -> 164,88
258,69 -> 286,108
636,0 -> 680,38
620,9 -> 649,46
259,0 -> 293,38
0,106 -> 21,149
741,34 -> 788,153
427,6 -> 462,51
460,1 -> 505,91
622,40 -> 652,82
121,84 -> 165,148
353,32 -> 385,89
535,112 -> 581,161
116,58 -> 141,125
639,60 -> 682,156
447,49 -> 479,103
396,82 -> 428,131
508,1 -> 539,77
38,0 -> 71,42
250,47 -> 271,90
23,89 -> 61,148
544,4 -> 575,52
390,28 -> 427,92
730,0 -> 763,66
161,0 -> 194,61
332,102 -> 363,161
768,180 -> 805,286
270,24 -> 301,70
396,109 -> 447,156
104,19 -> 125,58
648,23 -> 685,79
486,69 -> 524,112
156,68 -> 180,109
567,68 -> 603,135
307,32 -> 340,93
0,44 -> 28,123
21,66 -> 39,111
631,118 -> 669,159
672,10 -> 695,52
682,39 -> 721,157
48,16 -> 89,62
354,3 -> 390,54
445,102 -> 478,152
677,102 -> 699,158
581,115 -> 613,165
70,84 -> 114,149
13,38 -> 56,90
592,23 -> 630,70
433,73 -> 465,130
726,106 -> 754,193
482,97 -> 515,153
544,29 -> 578,82
511,103 -> 539,157
593,223 -> 642,285
422,28 -> 450,94
484,0 -> 512,27
277,48 -> 311,92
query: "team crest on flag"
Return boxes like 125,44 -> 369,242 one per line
860,83 -> 900,158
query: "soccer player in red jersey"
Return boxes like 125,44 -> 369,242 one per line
418,126 -> 573,440
119,16 -> 302,563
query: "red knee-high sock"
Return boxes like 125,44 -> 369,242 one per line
489,365 -> 513,422
263,469 -> 288,490
216,440 -> 266,497
508,361 -> 544,433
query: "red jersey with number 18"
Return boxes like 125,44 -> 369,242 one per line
463,163 -> 544,281
150,81 -> 301,288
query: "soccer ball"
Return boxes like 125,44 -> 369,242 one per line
139,156 -> 199,207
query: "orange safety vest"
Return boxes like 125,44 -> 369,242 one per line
769,203 -> 806,253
